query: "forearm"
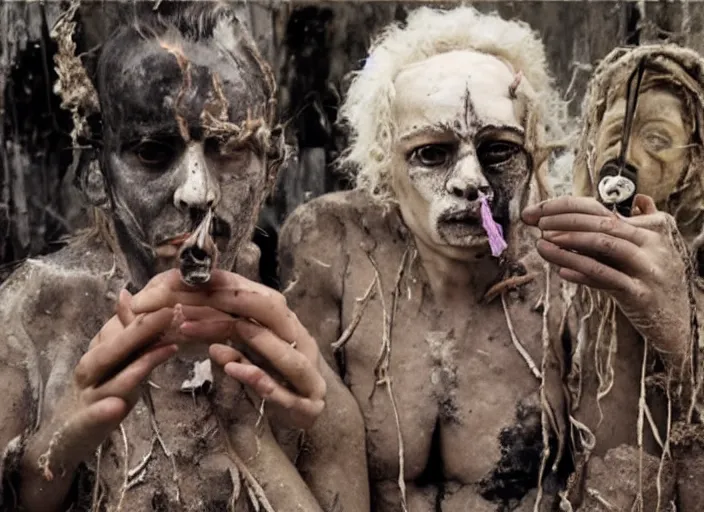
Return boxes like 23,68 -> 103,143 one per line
297,364 -> 370,512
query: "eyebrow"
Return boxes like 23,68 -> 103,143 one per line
399,123 -> 524,143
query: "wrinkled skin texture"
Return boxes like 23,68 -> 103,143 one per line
0,12 -> 365,512
281,50 -> 575,511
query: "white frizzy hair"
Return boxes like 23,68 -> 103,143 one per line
339,6 -> 568,200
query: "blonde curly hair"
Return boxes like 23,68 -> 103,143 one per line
338,5 -> 568,201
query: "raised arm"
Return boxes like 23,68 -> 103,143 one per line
278,201 -> 370,512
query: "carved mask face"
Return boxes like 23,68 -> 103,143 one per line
594,85 -> 693,206
390,50 -> 531,261
97,34 -> 270,286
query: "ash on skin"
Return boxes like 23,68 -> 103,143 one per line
280,33 -> 570,511
0,6 -> 344,512
391,50 -> 531,272
97,32 -> 270,289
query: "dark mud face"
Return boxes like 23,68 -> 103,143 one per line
97,34 -> 270,286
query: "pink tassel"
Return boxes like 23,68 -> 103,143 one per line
479,196 -> 507,257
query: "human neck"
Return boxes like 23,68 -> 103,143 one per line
413,233 -> 502,307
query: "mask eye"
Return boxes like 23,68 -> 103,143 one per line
642,131 -> 672,152
478,141 -> 521,167
132,140 -> 176,169
410,144 -> 453,167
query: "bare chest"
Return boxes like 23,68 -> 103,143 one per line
338,263 -> 546,494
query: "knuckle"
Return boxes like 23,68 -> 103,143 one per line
597,236 -> 615,255
74,356 -> 92,388
598,217 -> 617,232
287,353 -> 311,381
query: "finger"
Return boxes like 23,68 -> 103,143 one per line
223,361 -> 325,426
633,194 -> 658,215
542,231 -> 649,275
85,344 -> 178,404
116,289 -> 136,327
58,396 -> 129,466
522,196 -> 613,226
622,211 -> 676,236
557,268 -> 608,289
209,343 -> 246,367
133,283 -> 306,350
536,239 -> 635,293
130,270 -> 275,313
538,213 -> 647,246
75,308 -> 175,389
89,315 -> 124,350
232,320 -> 325,398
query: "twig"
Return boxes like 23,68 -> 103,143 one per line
483,272 -> 538,304
366,252 -> 408,512
633,339 -> 648,512
587,488 -> 618,510
90,444 -> 103,512
115,425 -> 130,512
501,294 -> 541,379
215,417 -> 276,512
332,275 -> 377,352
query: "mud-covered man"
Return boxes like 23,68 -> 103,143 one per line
279,7 -> 575,511
523,44 -> 704,509
0,3 -> 365,511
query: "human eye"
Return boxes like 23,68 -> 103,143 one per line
408,144 -> 454,167
128,138 -> 178,170
477,140 -> 521,167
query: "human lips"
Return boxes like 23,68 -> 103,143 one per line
439,208 -> 482,224
154,233 -> 192,258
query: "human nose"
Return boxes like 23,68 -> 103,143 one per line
445,153 -> 491,201
173,143 -> 220,211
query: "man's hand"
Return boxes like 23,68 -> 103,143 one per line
522,195 -> 692,357
19,291 -> 180,512
130,269 -> 326,430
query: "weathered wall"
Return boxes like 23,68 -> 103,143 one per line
0,1 -> 700,282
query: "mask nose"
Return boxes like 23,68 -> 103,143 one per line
173,144 -> 220,212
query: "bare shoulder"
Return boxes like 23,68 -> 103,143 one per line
282,189 -> 386,240
0,235 -> 124,356
280,189 -> 396,283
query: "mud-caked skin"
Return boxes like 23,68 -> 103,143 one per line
0,4 -> 365,512
280,9 -> 687,512
540,44 -> 704,511
280,190 -> 572,512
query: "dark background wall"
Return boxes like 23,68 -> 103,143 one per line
0,1 -> 700,284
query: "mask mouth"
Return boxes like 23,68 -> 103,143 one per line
597,160 -> 638,216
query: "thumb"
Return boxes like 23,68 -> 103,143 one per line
632,194 -> 658,216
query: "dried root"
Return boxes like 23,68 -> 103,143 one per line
367,251 -> 409,512
332,275 -> 377,353
501,294 -> 542,380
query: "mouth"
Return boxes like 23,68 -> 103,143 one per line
439,208 -> 482,227
154,217 -> 231,258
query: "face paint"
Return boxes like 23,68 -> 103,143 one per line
98,37 -> 270,286
594,79 -> 692,210
390,50 -> 531,260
